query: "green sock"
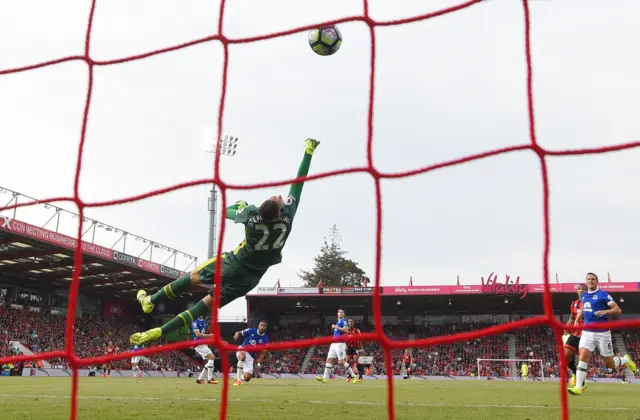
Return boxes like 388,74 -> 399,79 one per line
150,274 -> 192,304
160,300 -> 210,335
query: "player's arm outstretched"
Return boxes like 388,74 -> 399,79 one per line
287,138 -> 320,207
225,200 -> 249,221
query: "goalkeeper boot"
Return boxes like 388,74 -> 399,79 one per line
196,379 -> 205,384
304,138 -> 320,155
232,380 -> 243,386
315,376 -> 327,384
136,290 -> 155,314
567,386 -> 582,396
130,327 -> 162,345
570,375 -> 576,386
625,354 -> 637,374
208,379 -> 219,384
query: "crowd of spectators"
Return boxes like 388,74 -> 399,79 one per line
410,323 -> 509,377
259,323 -> 317,375
305,322 -> 510,377
515,326 -> 559,378
622,330 -> 639,365
3,304 -> 639,381
0,306 -> 201,373
300,321 -> 638,380
515,326 -> 637,379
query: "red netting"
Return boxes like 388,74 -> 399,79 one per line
1,0 -> 640,419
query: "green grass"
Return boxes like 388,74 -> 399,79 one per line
0,377 -> 638,420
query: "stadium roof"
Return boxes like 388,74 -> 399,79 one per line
247,279 -> 640,316
0,186 -> 196,298
248,274 -> 640,298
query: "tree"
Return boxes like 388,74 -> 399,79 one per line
298,225 -> 367,287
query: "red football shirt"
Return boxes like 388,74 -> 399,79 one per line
346,328 -> 361,348
570,299 -> 583,337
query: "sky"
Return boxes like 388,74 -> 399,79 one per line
0,0 -> 638,319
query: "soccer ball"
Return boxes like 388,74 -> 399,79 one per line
308,25 -> 342,56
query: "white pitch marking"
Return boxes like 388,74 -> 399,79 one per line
0,394 -> 631,411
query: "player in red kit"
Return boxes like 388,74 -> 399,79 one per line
563,284 -> 586,386
345,319 -> 364,383
104,341 -> 116,377
403,350 -> 413,379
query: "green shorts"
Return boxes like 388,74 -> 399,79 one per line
195,253 -> 267,307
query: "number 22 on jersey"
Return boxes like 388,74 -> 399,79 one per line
254,223 -> 287,251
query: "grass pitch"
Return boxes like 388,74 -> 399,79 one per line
0,377 -> 638,420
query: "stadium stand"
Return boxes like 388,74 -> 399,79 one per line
0,305 -> 201,373
3,279 -> 640,380
247,285 -> 640,381
0,194 -> 211,376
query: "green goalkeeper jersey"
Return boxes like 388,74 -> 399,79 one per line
228,197 -> 298,270
224,148 -> 314,270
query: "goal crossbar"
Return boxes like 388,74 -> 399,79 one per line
476,358 -> 545,380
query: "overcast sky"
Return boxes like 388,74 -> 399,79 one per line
1,0 -> 638,318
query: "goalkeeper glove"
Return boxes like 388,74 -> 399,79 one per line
234,200 -> 248,209
304,138 -> 320,155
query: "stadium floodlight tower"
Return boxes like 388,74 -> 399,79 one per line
205,134 -> 239,259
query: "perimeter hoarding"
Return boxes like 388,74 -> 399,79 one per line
0,216 -> 185,279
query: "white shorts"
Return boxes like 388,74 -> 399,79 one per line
131,356 -> 140,364
238,351 -> 254,375
328,343 -> 347,361
579,330 -> 613,357
195,344 -> 213,360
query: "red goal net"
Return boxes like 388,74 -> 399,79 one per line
1,1 -> 639,419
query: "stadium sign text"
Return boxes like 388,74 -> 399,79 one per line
112,251 -> 137,267
342,287 -> 374,294
277,288 -> 318,294
160,265 -> 181,277
481,273 -> 528,299
0,216 -> 183,280
138,259 -> 160,272
257,287 -> 278,295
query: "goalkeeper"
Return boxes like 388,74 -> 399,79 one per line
130,139 -> 320,346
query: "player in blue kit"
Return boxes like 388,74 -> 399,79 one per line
130,344 -> 144,378
191,316 -> 219,384
567,272 -> 636,395
232,320 -> 269,385
316,309 -> 356,383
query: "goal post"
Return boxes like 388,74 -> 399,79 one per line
476,358 -> 546,381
